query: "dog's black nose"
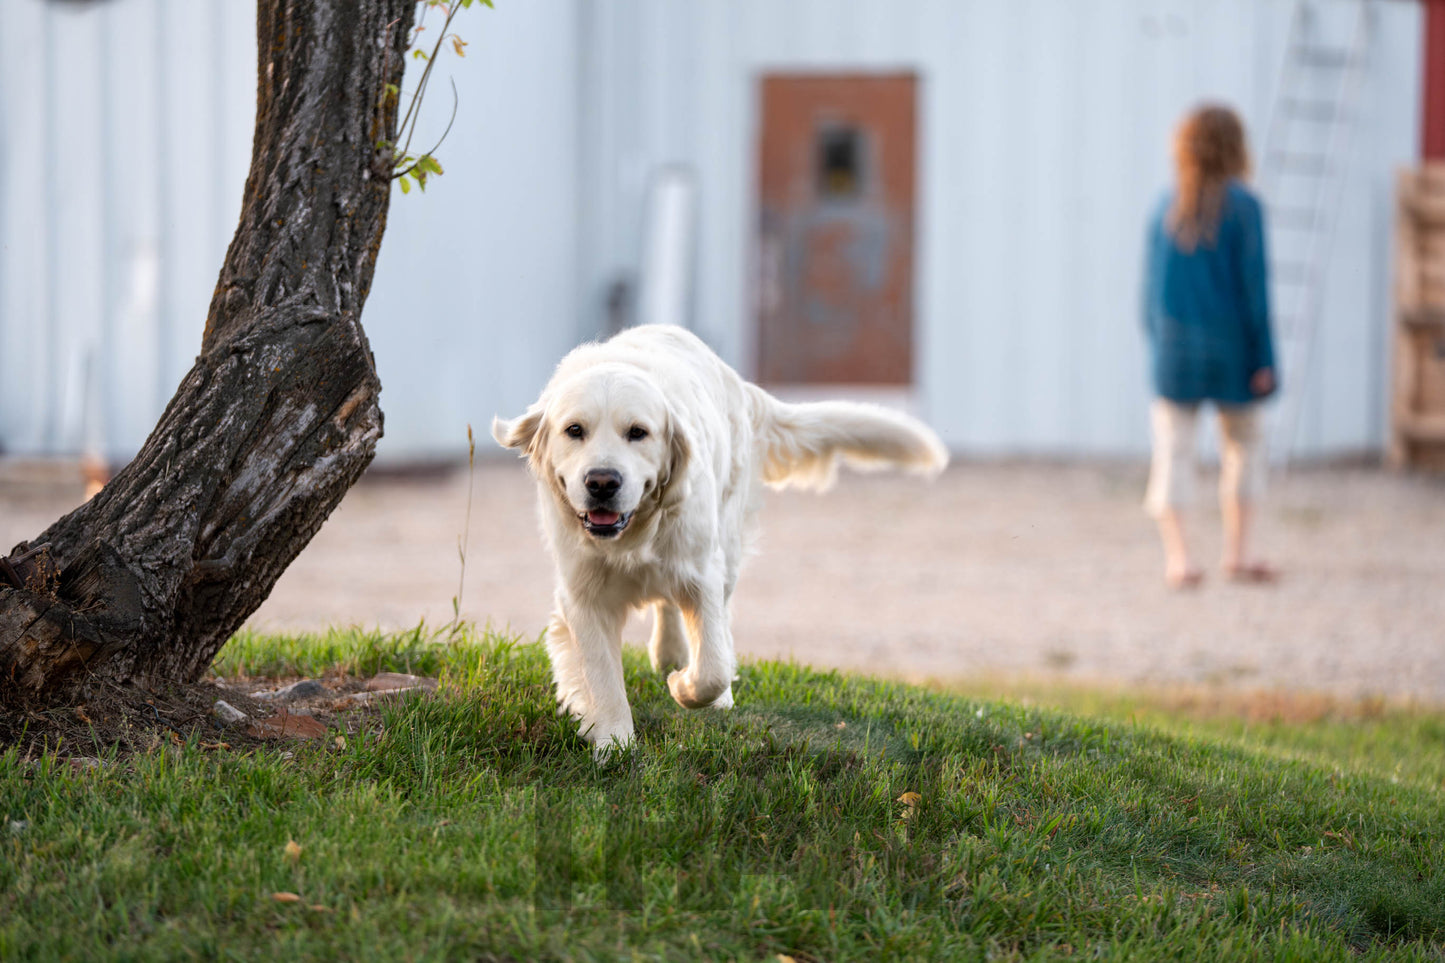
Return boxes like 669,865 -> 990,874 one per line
584,468 -> 622,500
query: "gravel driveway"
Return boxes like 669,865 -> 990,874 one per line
4,459 -> 1443,703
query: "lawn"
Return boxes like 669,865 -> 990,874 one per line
2,626 -> 1442,961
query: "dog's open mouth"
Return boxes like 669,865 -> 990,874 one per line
579,509 -> 631,538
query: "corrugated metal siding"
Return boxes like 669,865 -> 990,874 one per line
359,0 -> 581,459
0,0 -> 580,462
0,0 -> 250,460
576,0 -> 1422,458
0,0 -> 1422,461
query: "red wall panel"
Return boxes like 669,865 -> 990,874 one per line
1425,0 -> 1445,158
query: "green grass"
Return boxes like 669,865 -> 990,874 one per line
215,623 -> 465,680
930,670 -> 1445,792
932,678 -> 1445,796
3,627 -> 1443,961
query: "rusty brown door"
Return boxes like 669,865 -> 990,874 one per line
755,73 -> 917,385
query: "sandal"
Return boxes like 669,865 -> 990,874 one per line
1223,561 -> 1279,584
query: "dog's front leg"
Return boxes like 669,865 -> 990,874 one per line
667,569 -> 736,710
548,598 -> 634,754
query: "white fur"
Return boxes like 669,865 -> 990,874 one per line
492,325 -> 947,756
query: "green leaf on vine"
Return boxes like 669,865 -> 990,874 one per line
391,0 -> 485,193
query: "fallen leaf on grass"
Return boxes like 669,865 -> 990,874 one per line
896,792 -> 922,806
271,892 -> 302,903
284,839 -> 303,864
248,708 -> 327,740
365,672 -> 438,693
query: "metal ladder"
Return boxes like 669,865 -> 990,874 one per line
1259,0 -> 1375,465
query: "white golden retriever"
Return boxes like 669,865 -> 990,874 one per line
492,325 -> 946,754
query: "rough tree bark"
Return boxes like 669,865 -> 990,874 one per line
0,0 -> 416,699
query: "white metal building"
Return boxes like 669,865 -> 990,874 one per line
0,0 -> 1424,463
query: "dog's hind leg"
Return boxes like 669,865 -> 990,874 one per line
667,572 -> 736,711
648,601 -> 690,673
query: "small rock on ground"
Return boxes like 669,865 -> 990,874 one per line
254,679 -> 326,702
213,700 -> 248,724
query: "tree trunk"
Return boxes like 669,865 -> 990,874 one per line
0,0 -> 415,698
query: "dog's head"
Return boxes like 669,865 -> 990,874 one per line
492,363 -> 690,541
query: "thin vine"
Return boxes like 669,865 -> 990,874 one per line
385,0 -> 490,195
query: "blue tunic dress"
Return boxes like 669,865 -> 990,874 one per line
1142,181 -> 1277,405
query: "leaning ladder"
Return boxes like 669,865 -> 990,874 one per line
1259,0 -> 1374,465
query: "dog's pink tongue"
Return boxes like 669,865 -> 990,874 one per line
587,509 -> 621,526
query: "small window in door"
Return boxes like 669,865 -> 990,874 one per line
816,126 -> 863,199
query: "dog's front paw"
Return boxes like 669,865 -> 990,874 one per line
590,735 -> 635,765
583,720 -> 635,763
667,669 -> 731,710
556,686 -> 590,722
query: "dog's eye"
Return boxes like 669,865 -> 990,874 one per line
627,425 -> 649,442
564,424 -> 585,440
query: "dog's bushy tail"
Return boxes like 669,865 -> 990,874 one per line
750,387 -> 949,491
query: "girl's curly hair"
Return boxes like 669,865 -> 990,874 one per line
1169,104 -> 1250,252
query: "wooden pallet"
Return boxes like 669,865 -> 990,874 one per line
1390,167 -> 1445,470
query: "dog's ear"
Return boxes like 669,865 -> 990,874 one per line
492,407 -> 545,456
655,411 -> 691,509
